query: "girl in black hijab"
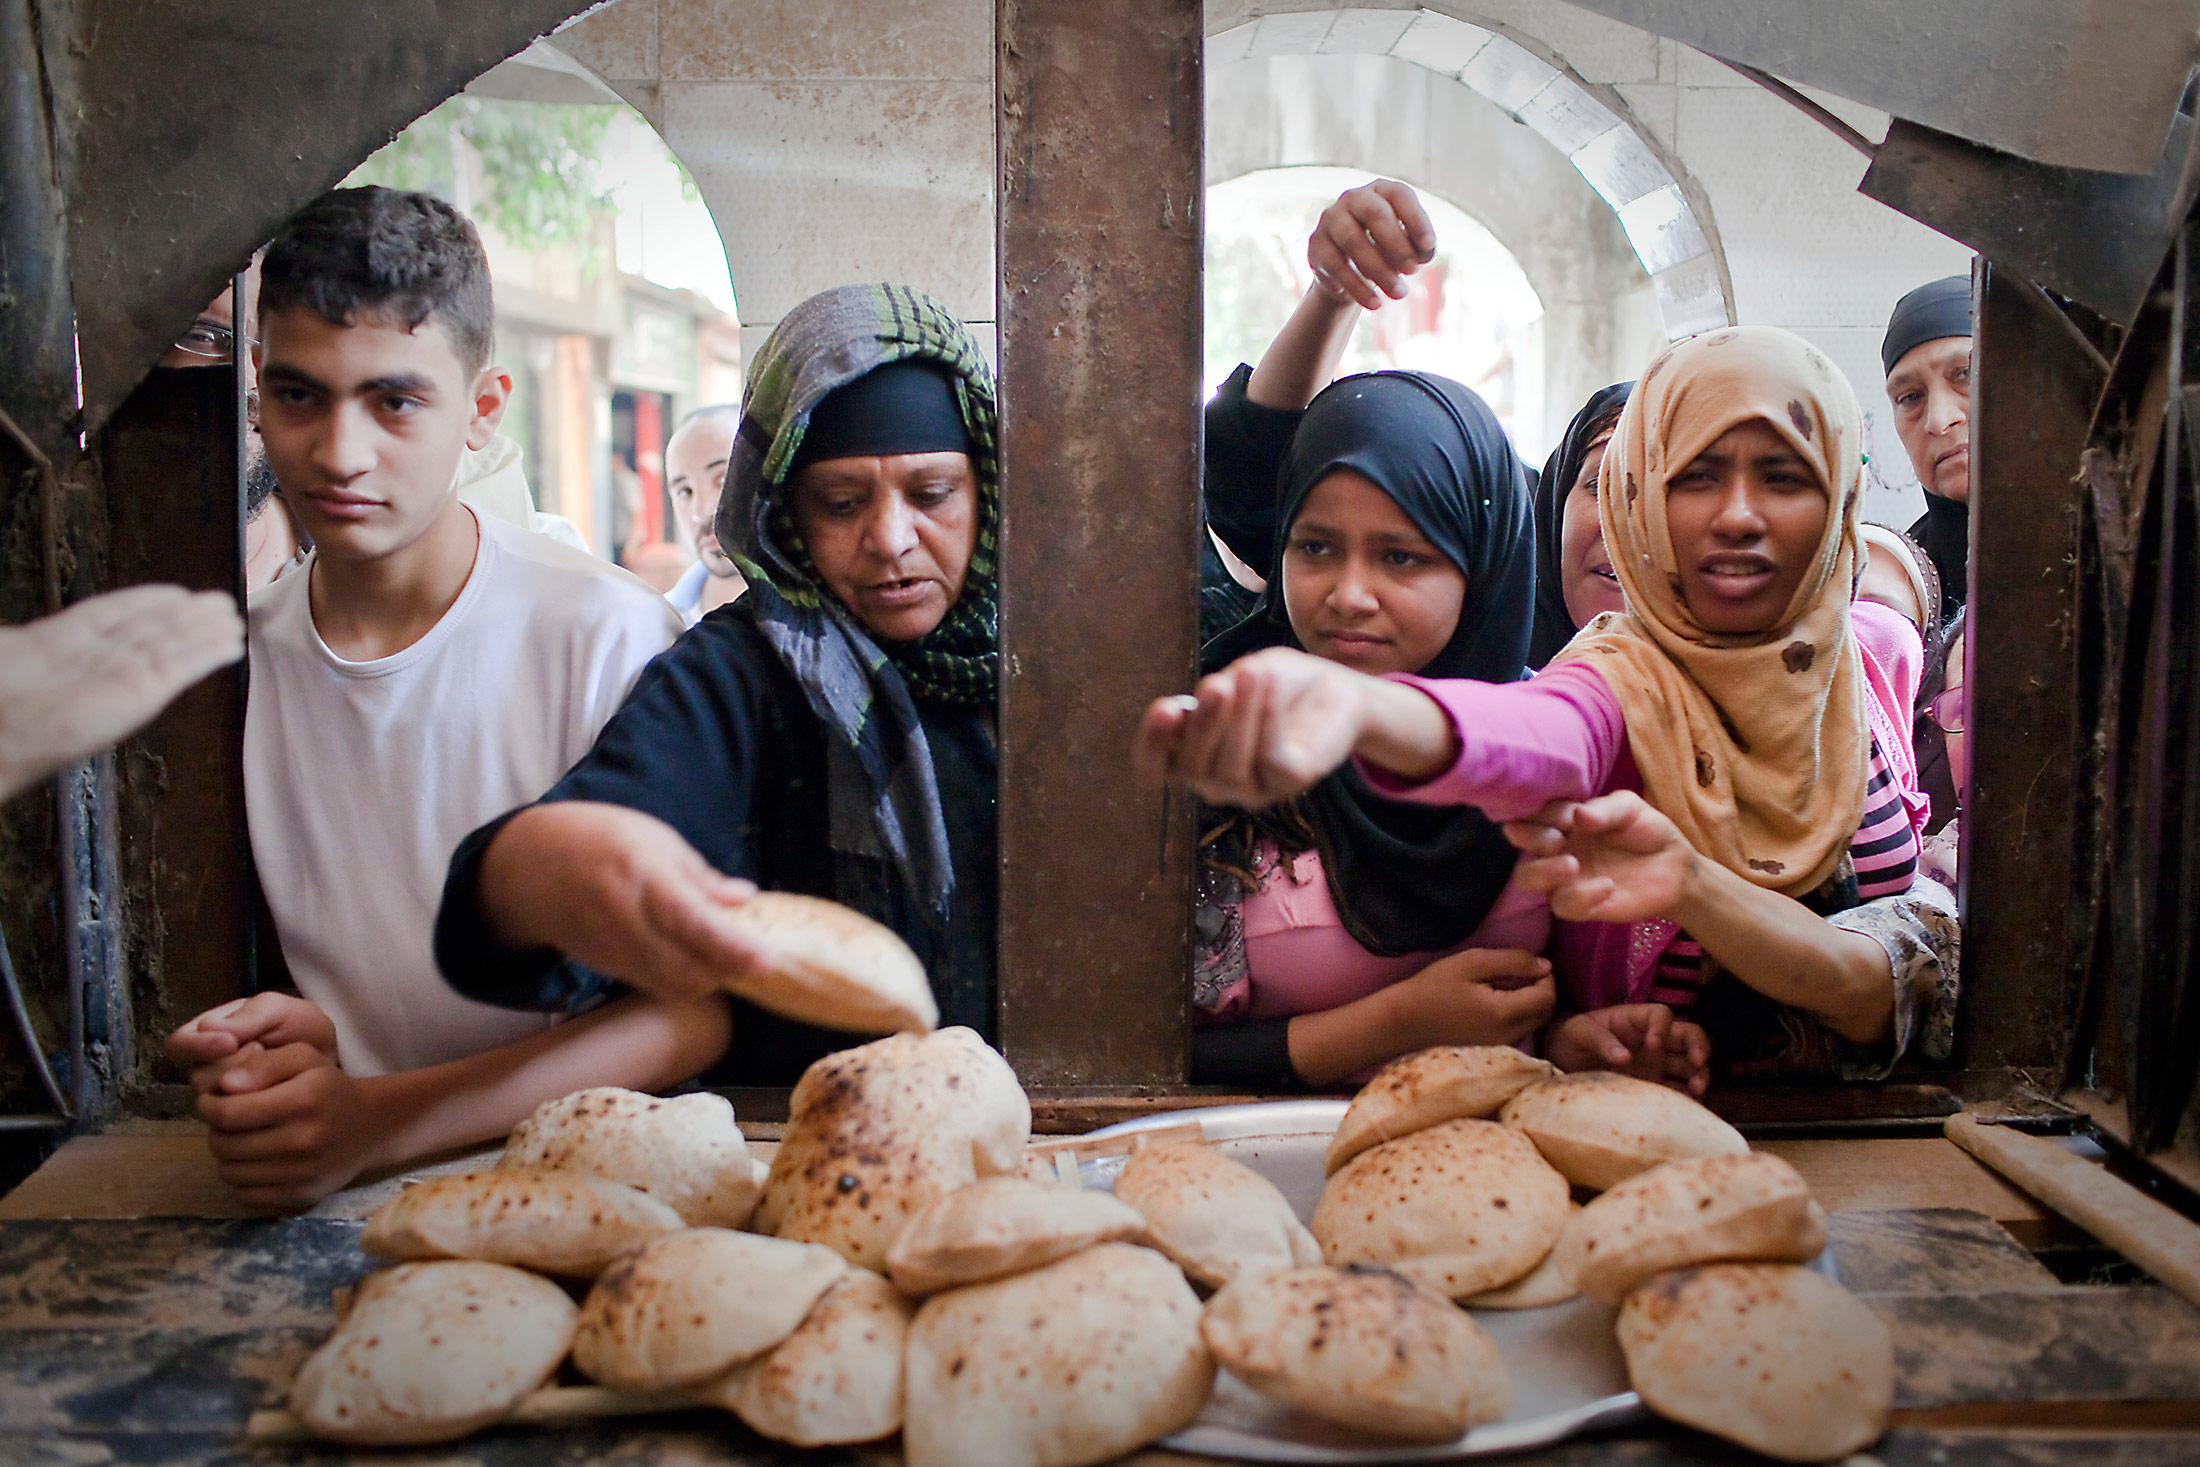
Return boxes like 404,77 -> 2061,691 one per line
1191,371 -> 1554,1089
1529,382 -> 1633,667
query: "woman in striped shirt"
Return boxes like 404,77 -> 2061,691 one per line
1139,325 -> 1956,1092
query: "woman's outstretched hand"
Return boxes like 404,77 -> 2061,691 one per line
480,802 -> 769,1002
1132,647 -> 1456,807
1309,179 -> 1439,311
1502,791 -> 1697,925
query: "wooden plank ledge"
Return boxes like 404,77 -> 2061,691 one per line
1948,1113 -> 2200,1308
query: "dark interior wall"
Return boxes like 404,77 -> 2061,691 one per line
47,0 -> 608,439
0,0 -> 599,1122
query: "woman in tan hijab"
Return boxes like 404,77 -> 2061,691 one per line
1138,326 -> 1957,1089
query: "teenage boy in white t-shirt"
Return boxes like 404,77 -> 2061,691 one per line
164,187 -> 731,1210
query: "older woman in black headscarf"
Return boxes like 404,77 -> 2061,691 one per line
1530,382 -> 1634,667
434,284 -> 1001,1083
1190,371 -> 1555,1089
1882,274 -> 1974,613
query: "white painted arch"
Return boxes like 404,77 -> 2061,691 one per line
1208,7 -> 1733,341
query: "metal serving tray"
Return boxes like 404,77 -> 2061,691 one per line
1077,1100 -> 1827,1464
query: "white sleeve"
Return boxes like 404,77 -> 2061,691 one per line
576,589 -> 685,745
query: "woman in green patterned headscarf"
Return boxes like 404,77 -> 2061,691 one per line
437,284 -> 1002,1082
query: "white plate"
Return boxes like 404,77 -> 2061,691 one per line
1076,1101 -> 1825,1464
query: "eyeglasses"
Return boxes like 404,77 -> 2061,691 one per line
171,317 -> 258,360
1926,686 -> 1966,736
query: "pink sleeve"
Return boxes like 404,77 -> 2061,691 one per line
1851,599 -> 1924,716
1352,664 -> 1626,821
1850,598 -> 1931,838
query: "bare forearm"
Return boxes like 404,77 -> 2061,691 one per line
355,994 -> 734,1172
478,804 -> 584,952
1352,678 -> 1459,782
1669,860 -> 1894,1043
1285,986 -> 1412,1088
1246,288 -> 1359,410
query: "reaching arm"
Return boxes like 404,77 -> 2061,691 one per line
1134,649 -> 1617,824
475,801 -> 772,1003
1133,647 -> 1459,809
1506,793 -> 1895,1044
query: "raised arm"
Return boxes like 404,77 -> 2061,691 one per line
1247,179 -> 1438,409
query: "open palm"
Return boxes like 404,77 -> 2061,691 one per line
1504,791 -> 1696,925
0,585 -> 244,801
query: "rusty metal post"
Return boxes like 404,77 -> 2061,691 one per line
1959,264 -> 2107,1073
98,365 -> 250,1058
995,0 -> 1201,1085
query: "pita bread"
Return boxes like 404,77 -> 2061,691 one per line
1202,1265 -> 1511,1441
885,1177 -> 1148,1294
360,1166 -> 683,1278
1111,1140 -> 1322,1290
1327,1047 -> 1559,1175
718,890 -> 937,1035
1500,1072 -> 1747,1190
903,1242 -> 1213,1467
572,1227 -> 848,1390
289,1261 -> 575,1445
1618,1263 -> 1893,1461
699,1267 -> 914,1447
755,1027 -> 1031,1270
1466,1201 -> 1581,1309
501,1087 -> 765,1228
1312,1119 -> 1570,1300
1556,1152 -> 1827,1303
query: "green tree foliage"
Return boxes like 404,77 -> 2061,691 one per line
347,97 -> 616,254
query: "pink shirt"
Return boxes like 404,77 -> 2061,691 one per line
1357,601 -> 1928,1013
1224,847 -> 1550,1021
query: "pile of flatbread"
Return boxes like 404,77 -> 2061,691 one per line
282,1036 -> 1890,1464
1298,1046 -> 1895,1460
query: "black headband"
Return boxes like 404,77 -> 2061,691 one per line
1881,275 -> 1973,376
788,358 -> 972,479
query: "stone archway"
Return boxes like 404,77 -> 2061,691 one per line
1209,50 -> 1668,453
547,0 -> 994,362
1210,6 -> 1733,344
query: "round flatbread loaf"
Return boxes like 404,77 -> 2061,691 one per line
1201,1265 -> 1511,1441
1111,1140 -> 1322,1291
1500,1072 -> 1746,1190
572,1227 -> 848,1391
360,1166 -> 683,1278
1312,1118 -> 1570,1300
1465,1201 -> 1581,1309
755,1027 -> 1031,1270
1617,1263 -> 1893,1462
903,1242 -> 1213,1467
289,1261 -> 575,1445
718,890 -> 937,1034
501,1087 -> 767,1228
1326,1047 -> 1559,1175
885,1177 -> 1148,1294
700,1267 -> 914,1447
1556,1152 -> 1827,1303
